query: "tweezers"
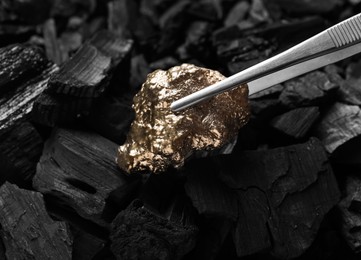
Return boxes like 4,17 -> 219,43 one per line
171,13 -> 361,112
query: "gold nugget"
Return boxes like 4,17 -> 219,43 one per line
117,64 -> 250,174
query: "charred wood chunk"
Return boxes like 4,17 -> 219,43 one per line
0,237 -> 4,260
0,121 -> 43,187
338,177 -> 361,250
33,30 -> 133,126
84,94 -> 134,144
46,43 -> 111,97
218,35 -> 278,74
218,138 -> 340,258
43,19 -> 68,65
0,0 -> 52,25
0,182 -> 72,260
178,21 -> 214,63
315,102 -> 361,153
333,62 -> 361,106
338,79 -> 361,106
224,1 -> 250,27
46,30 -> 133,98
155,0 -> 191,58
33,128 -> 140,227
272,0 -> 340,14
187,217 -> 233,260
110,199 -> 198,260
187,0 -> 223,21
71,225 -> 107,260
270,106 -> 320,139
89,30 -> 133,68
338,176 -> 361,254
0,64 -> 56,186
0,44 -> 49,94
32,92 -> 93,127
184,158 -> 238,221
279,71 -> 338,109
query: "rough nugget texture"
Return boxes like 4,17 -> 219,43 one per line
117,64 -> 250,174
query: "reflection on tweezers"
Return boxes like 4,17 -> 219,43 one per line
171,13 -> 361,112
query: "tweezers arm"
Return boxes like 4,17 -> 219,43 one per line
171,13 -> 361,112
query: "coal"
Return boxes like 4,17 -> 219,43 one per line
270,106 -> 320,139
316,102 -> 361,153
218,138 -> 340,258
110,199 -> 198,260
32,30 -> 133,126
338,176 -> 361,254
279,71 -> 339,109
33,128 -> 140,227
0,182 -> 73,260
0,44 -> 49,94
0,51 -> 56,186
1,0 -> 361,259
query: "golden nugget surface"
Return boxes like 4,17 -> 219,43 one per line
117,64 -> 250,174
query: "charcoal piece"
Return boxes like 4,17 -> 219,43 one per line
0,65 -> 57,186
129,54 -> 151,91
108,0 -> 156,52
32,92 -> 93,127
89,30 -> 133,68
107,0 -> 136,38
336,61 -> 361,105
331,136 -> 361,167
149,56 -> 179,70
46,30 -> 132,97
213,16 -> 325,47
271,0 -> 340,14
156,0 -> 191,57
324,64 -> 344,85
338,176 -> 361,254
214,17 -> 326,74
180,21 -> 214,63
33,128 -> 140,227
187,0 -> 223,21
0,238 -> 4,260
0,182 -> 72,260
315,102 -> 361,153
46,43 -> 111,97
217,35 -> 277,71
0,44 -> 49,94
184,158 -> 237,221
233,187 -> 271,256
33,30 -> 133,126
0,0 -> 52,25
250,97 -> 282,119
218,138 -> 340,258
43,19 -> 67,65
85,94 -> 134,144
71,226 -> 107,260
249,0 -> 271,24
270,106 -> 320,139
0,121 -> 43,187
0,64 -> 56,131
338,79 -> 361,106
51,0 -> 96,18
279,71 -> 338,109
186,218 -> 232,260
224,1 -> 250,27
110,199 -> 198,260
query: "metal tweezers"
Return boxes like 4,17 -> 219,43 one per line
171,13 -> 361,112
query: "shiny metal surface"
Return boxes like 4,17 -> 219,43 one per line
171,13 -> 361,112
117,64 -> 249,174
